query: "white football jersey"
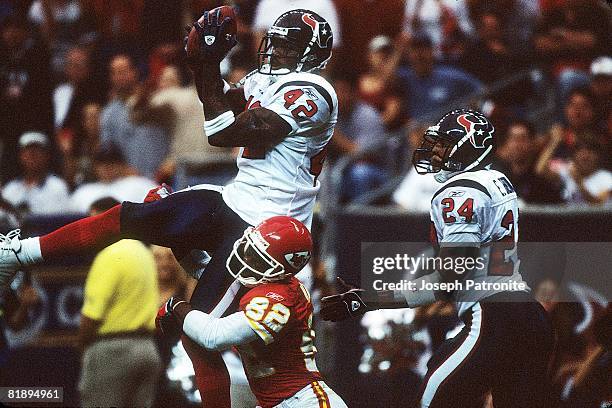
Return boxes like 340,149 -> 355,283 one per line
222,71 -> 337,229
430,169 -> 529,315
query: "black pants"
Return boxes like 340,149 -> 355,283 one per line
121,187 -> 250,312
420,292 -> 555,408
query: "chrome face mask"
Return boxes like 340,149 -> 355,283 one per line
257,28 -> 302,75
412,127 -> 463,176
226,228 -> 286,287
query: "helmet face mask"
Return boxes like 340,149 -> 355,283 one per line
227,228 -> 287,287
412,109 -> 496,182
257,33 -> 302,75
226,216 -> 313,287
412,127 -> 462,175
257,9 -> 333,75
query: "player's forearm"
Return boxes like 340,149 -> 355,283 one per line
200,64 -> 231,116
208,108 -> 290,148
199,64 -> 255,146
182,310 -> 259,350
368,271 -> 446,310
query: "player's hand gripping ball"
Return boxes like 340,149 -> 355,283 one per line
185,5 -> 238,66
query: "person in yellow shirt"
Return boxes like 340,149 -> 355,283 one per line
78,197 -> 161,407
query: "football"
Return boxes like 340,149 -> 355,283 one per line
185,5 -> 237,62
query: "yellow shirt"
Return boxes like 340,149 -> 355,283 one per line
81,240 -> 158,335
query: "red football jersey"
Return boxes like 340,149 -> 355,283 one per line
238,276 -> 322,407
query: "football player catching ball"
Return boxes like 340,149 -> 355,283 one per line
0,7 -> 337,407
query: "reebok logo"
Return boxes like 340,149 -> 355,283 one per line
351,301 -> 360,311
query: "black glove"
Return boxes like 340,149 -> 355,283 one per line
193,8 -> 237,64
156,296 -> 187,339
320,278 -> 370,322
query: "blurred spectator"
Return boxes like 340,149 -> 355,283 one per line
330,77 -> 389,202
145,42 -> 184,90
392,125 -> 439,211
54,47 -> 94,130
544,87 -> 606,162
27,0 -> 95,73
0,196 -> 39,373
396,32 -> 483,120
465,0 -> 531,45
53,46 -> 104,180
100,54 -> 172,180
333,0 -> 403,78
402,0 -> 474,58
533,0 -> 611,105
150,65 -> 233,184
505,0 -> 541,51
70,144 -> 156,213
0,271 -> 40,373
78,197 -> 161,408
85,0 -> 143,54
63,102 -> 102,187
357,36 -> 404,130
139,1 -> 183,53
0,14 -> 54,183
537,134 -> 612,205
1,132 -> 70,215
459,10 -> 532,109
534,279 -> 610,407
588,56 -> 612,125
494,120 -> 562,204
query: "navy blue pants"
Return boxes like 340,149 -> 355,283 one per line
420,292 -> 555,408
120,187 -> 250,312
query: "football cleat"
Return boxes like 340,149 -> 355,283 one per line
0,229 -> 24,288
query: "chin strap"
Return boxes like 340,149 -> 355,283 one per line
434,170 -> 460,183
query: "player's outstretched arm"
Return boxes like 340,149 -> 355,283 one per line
320,273 -> 452,322
157,298 -> 260,350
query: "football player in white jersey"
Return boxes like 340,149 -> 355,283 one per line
0,8 -> 337,407
321,109 -> 555,407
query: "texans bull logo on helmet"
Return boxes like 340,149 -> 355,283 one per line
456,112 -> 494,149
301,13 -> 332,49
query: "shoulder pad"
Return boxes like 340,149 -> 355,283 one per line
236,69 -> 258,87
271,73 -> 336,112
431,178 -> 492,203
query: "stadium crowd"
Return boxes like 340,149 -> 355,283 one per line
0,0 -> 610,407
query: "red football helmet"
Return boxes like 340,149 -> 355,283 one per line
226,216 -> 313,287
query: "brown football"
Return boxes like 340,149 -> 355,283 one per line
186,6 -> 237,61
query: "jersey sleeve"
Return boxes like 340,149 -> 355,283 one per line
239,284 -> 295,345
239,70 -> 258,99
430,186 -> 492,246
263,83 -> 333,135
